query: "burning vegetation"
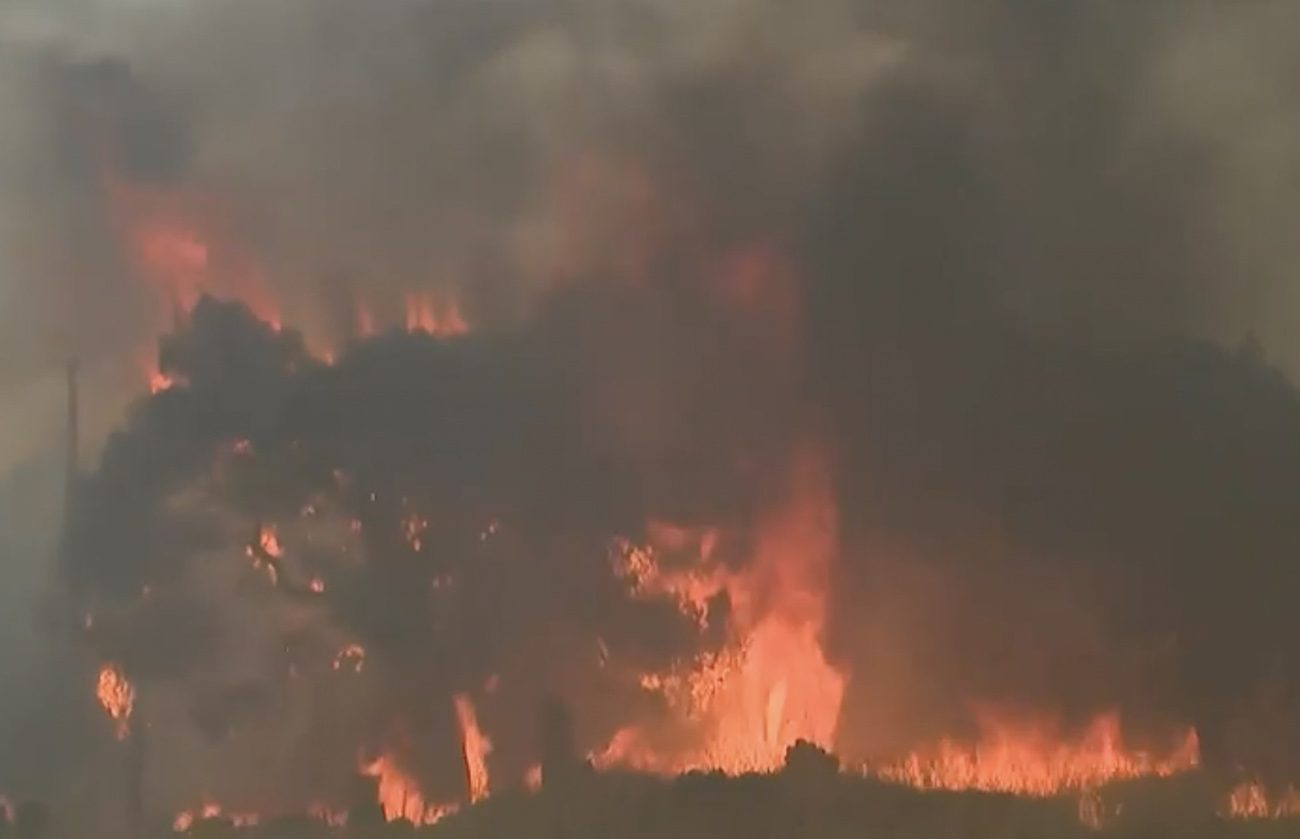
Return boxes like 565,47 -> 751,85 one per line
5,3 -> 1300,838
58,275 -> 1300,830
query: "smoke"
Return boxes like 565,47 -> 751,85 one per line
3,0 -> 1300,819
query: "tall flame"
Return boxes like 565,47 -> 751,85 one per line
603,442 -> 845,772
454,694 -> 492,803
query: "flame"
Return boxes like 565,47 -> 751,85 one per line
602,443 -> 845,773
307,803 -> 348,827
137,347 -> 184,394
875,710 -> 1200,796
1225,780 -> 1300,819
454,694 -> 492,803
402,512 -> 428,552
333,643 -> 366,673
257,524 -> 283,558
359,753 -> 456,825
404,292 -> 468,337
95,662 -> 136,740
149,369 -> 178,394
244,524 -> 282,585
355,304 -> 375,338
601,446 -> 1207,805
173,802 -> 259,832
103,175 -> 282,328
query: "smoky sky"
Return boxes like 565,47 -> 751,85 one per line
1,0 -> 1299,373
3,0 -> 1300,816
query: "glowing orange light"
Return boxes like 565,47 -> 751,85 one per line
95,662 -> 136,740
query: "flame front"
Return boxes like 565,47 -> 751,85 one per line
95,662 -> 136,740
1225,780 -> 1300,819
599,446 -> 1208,803
876,711 -> 1200,795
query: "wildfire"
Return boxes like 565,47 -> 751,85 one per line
454,694 -> 492,803
173,802 -> 259,832
75,143 -> 1296,826
307,803 -> 348,827
602,443 -> 845,773
149,370 -> 176,393
245,524 -> 282,585
404,292 -> 468,337
359,753 -> 457,826
874,711 -> 1200,796
402,511 -> 429,552
1225,780 -> 1300,819
355,304 -> 375,339
599,447 -> 1212,807
333,643 -> 366,673
95,662 -> 136,740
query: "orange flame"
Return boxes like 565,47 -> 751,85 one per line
307,802 -> 348,827
173,801 -> 259,832
404,293 -> 468,337
103,173 -> 282,327
402,512 -> 429,552
875,710 -> 1200,796
600,444 -> 1208,808
333,643 -> 366,673
95,662 -> 135,740
359,753 -> 456,825
244,524 -> 282,585
1225,780 -> 1300,820
355,304 -> 375,339
454,694 -> 492,803
601,443 -> 845,773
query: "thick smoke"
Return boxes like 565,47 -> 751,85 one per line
4,0 -> 1300,821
